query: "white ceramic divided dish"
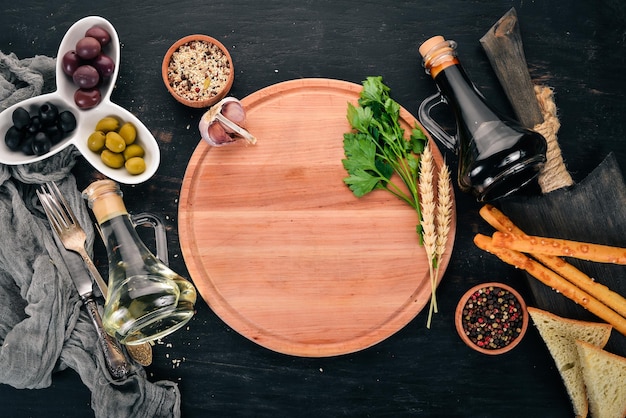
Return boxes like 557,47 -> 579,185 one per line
0,16 -> 159,184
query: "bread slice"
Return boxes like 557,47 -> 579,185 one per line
575,340 -> 626,418
528,307 -> 612,418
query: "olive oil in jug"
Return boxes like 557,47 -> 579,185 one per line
83,180 -> 197,345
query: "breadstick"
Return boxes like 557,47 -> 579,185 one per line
474,234 -> 626,336
492,231 -> 626,265
479,205 -> 626,318
479,204 -> 526,236
533,253 -> 626,318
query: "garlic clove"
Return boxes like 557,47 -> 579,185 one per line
221,100 -> 246,124
215,113 -> 256,145
198,97 -> 257,147
206,120 -> 237,146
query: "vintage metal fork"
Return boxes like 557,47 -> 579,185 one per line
38,181 -> 131,380
37,181 -> 153,367
37,182 -> 108,296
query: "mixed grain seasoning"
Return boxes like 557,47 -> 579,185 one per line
458,283 -> 526,353
166,39 -> 231,102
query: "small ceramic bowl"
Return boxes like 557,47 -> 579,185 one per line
0,16 -> 160,185
161,35 -> 234,108
455,282 -> 529,355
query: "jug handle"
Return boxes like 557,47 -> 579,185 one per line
131,213 -> 169,266
418,92 -> 457,152
94,213 -> 170,266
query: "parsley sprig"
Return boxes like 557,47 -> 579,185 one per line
342,76 -> 427,238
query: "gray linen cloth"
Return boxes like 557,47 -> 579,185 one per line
0,51 -> 181,418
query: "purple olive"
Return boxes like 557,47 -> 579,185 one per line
72,65 -> 100,89
61,50 -> 83,76
85,25 -> 111,46
75,36 -> 101,60
92,53 -> 115,78
74,87 -> 102,109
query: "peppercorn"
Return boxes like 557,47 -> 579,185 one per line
459,285 -> 525,351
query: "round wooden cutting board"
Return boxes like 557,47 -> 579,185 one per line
178,78 -> 456,357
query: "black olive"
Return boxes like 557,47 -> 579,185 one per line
7,104 -> 75,156
27,115 -> 42,134
32,132 -> 51,155
58,110 -> 77,133
46,124 -> 64,144
12,107 -> 31,130
5,126 -> 24,150
20,135 -> 35,155
38,102 -> 59,126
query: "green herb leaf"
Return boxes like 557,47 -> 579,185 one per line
343,169 -> 383,197
342,76 -> 427,231
342,76 -> 449,330
375,158 -> 394,181
410,128 -> 427,154
342,133 -> 377,174
359,76 -> 389,107
347,103 -> 374,134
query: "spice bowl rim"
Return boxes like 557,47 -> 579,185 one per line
161,34 -> 234,108
455,281 -> 529,355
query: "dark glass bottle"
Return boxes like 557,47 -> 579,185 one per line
418,35 -> 547,202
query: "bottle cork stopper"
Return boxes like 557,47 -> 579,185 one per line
82,179 -> 128,224
419,35 -> 446,58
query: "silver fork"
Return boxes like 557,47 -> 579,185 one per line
37,181 -> 130,380
37,182 -> 109,296
38,182 -> 153,367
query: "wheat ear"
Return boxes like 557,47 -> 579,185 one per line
418,142 -> 437,328
434,160 -> 452,292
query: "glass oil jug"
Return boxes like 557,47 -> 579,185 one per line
82,180 -> 197,345
418,35 -> 547,202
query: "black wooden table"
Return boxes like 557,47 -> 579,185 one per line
2,1 -> 625,416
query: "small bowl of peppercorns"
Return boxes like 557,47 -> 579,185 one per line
162,34 -> 234,108
455,282 -> 529,355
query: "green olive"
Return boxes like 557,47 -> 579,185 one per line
101,149 -> 125,168
125,157 -> 146,175
118,122 -> 137,145
95,116 -> 120,133
87,131 -> 106,152
123,143 -> 145,160
105,131 -> 126,153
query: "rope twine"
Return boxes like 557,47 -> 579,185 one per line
533,85 -> 574,193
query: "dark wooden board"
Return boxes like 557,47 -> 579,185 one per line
501,153 -> 626,356
480,8 -> 544,128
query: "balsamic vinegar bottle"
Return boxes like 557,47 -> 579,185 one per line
418,35 -> 547,202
